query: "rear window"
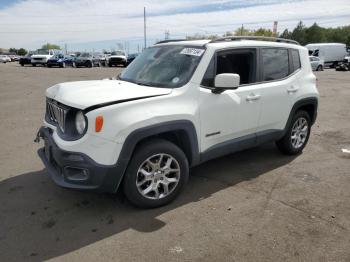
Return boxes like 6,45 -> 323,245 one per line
261,48 -> 289,81
291,49 -> 301,72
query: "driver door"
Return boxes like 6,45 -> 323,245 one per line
199,48 -> 262,155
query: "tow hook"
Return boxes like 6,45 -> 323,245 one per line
34,130 -> 41,143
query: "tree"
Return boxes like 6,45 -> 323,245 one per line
279,29 -> 292,39
254,28 -> 275,37
9,48 -> 18,54
41,43 -> 61,50
305,23 -> 326,43
17,48 -> 27,56
291,21 -> 307,45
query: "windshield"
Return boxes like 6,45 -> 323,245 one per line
80,53 -> 90,57
37,49 -> 50,55
119,45 -> 205,88
111,51 -> 125,56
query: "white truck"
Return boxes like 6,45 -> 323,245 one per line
31,49 -> 61,66
305,43 -> 347,68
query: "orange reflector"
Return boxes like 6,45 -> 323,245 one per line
95,116 -> 103,132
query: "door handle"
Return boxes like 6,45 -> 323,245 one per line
287,86 -> 299,93
246,94 -> 261,102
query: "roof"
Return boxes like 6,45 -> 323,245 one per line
155,37 -> 302,49
305,43 -> 346,47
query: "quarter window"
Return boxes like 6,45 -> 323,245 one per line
261,48 -> 289,81
291,49 -> 301,72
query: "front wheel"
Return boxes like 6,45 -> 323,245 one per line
316,65 -> 323,71
123,139 -> 189,208
276,110 -> 311,155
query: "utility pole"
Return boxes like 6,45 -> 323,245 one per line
144,7 -> 147,49
241,24 -> 244,36
165,30 -> 170,40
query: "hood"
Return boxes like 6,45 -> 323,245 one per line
48,58 -> 60,62
46,80 -> 172,110
110,55 -> 126,59
32,54 -> 51,58
76,57 -> 91,61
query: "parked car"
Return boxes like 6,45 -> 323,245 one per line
335,59 -> 349,71
306,43 -> 347,68
95,53 -> 108,66
47,54 -> 75,68
309,56 -> 324,71
108,50 -> 127,67
0,55 -> 11,63
126,53 -> 139,65
75,53 -> 101,67
31,49 -> 61,66
35,37 -> 318,208
19,54 -> 33,66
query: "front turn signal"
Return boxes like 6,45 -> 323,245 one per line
95,116 -> 104,132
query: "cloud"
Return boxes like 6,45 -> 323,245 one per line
0,0 -> 349,51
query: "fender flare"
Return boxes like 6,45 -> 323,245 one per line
283,97 -> 318,136
111,120 -> 200,192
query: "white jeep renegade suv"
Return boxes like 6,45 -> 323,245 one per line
36,37 -> 318,208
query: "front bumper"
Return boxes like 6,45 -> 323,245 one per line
37,127 -> 124,193
75,60 -> 91,66
47,61 -> 62,67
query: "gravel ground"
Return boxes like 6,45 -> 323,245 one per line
0,62 -> 349,262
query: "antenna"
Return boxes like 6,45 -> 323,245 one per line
144,7 -> 147,49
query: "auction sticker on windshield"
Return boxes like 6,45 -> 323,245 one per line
180,48 -> 205,56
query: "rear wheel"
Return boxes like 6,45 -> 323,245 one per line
32,64 -> 36,67
316,65 -> 323,71
276,110 -> 311,155
123,139 -> 189,208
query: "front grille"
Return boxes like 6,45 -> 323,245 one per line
46,99 -> 68,132
110,57 -> 123,63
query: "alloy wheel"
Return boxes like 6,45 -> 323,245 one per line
291,117 -> 308,149
136,153 -> 180,200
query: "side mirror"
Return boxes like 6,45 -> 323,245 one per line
213,73 -> 240,94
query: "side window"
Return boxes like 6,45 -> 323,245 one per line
201,49 -> 257,87
291,49 -> 301,72
261,48 -> 289,81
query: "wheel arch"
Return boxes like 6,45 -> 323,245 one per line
111,120 -> 200,192
284,97 -> 318,134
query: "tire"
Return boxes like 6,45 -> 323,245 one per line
47,64 -> 51,68
20,63 -> 24,66
316,65 -> 323,71
276,110 -> 311,155
123,139 -> 189,208
32,64 -> 36,67
61,62 -> 66,68
72,62 -> 76,68
89,61 -> 93,68
108,63 -> 112,67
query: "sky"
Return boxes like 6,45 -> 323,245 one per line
0,0 -> 349,53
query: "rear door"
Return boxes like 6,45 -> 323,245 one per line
255,47 -> 300,140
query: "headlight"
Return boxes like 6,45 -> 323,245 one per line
75,111 -> 87,135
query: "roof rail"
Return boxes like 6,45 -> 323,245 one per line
155,39 -> 187,45
209,36 -> 300,45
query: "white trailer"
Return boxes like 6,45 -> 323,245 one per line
305,43 -> 347,67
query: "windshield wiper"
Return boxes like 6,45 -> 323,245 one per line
136,82 -> 152,87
